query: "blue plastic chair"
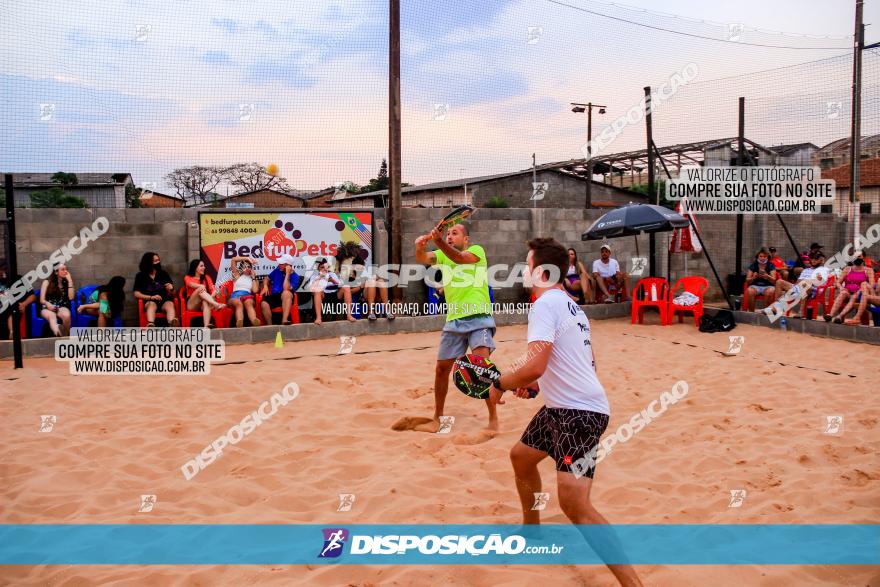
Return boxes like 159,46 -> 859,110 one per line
72,285 -> 124,328
869,304 -> 880,327
72,285 -> 99,328
426,286 -> 444,315
30,301 -> 48,337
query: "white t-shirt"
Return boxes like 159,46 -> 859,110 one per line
527,289 -> 609,415
592,258 -> 620,278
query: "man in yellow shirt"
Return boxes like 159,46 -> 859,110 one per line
415,223 -> 497,431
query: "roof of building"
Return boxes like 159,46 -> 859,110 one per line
12,173 -> 133,186
330,166 -> 640,202
767,142 -> 820,155
822,156 -> 880,188
141,189 -> 184,201
817,133 -> 880,156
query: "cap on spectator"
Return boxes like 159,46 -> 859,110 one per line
809,242 -> 823,249
600,244 -> 612,252
277,254 -> 295,266
768,247 -> 777,253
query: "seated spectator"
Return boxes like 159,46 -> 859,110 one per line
40,263 -> 75,337
260,254 -> 300,325
336,243 -> 364,323
183,260 -> 225,328
745,248 -> 779,311
564,248 -> 591,304
825,256 -> 874,324
228,256 -> 261,327
855,250 -> 875,269
309,258 -> 340,325
773,253 -> 826,316
134,252 -> 177,327
768,247 -> 789,281
362,261 -> 394,321
845,278 -> 880,325
793,242 -> 823,279
592,244 -> 628,303
0,261 -> 37,339
78,276 -> 126,327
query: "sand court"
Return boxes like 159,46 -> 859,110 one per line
1,319 -> 878,586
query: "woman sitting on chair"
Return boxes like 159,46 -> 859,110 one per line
134,252 -> 177,327
78,276 -> 126,327
184,259 -> 226,328
564,248 -> 591,304
228,256 -> 261,327
40,263 -> 75,336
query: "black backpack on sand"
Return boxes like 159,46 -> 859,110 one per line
699,309 -> 737,333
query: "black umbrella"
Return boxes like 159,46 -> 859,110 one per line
581,203 -> 689,240
581,203 -> 733,310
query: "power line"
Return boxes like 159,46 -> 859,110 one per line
580,0 -> 853,40
546,0 -> 853,50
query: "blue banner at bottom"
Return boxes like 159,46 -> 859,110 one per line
1,524 -> 877,565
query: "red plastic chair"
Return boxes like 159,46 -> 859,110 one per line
255,291 -> 300,325
631,277 -> 670,325
177,286 -> 231,328
801,275 -> 836,320
138,296 -> 179,327
667,276 -> 709,327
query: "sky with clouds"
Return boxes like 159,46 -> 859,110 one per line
1,0 -> 878,193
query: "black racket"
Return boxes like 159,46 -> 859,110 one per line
436,205 -> 474,232
452,353 -> 538,400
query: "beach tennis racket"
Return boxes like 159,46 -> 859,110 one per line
452,353 -> 538,400
436,205 -> 474,232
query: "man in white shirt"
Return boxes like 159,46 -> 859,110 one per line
592,244 -> 628,303
489,237 -> 642,587
773,252 -> 828,316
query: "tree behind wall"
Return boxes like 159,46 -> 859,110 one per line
226,162 -> 292,193
30,172 -> 87,208
166,166 -> 228,206
125,183 -> 143,208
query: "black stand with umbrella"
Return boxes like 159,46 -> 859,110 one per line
583,203 -> 734,310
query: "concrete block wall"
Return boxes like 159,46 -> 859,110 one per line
12,208 -> 198,325
9,207 -> 880,326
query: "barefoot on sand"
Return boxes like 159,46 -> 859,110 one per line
391,416 -> 441,433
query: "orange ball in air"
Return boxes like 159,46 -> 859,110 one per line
267,163 -> 279,176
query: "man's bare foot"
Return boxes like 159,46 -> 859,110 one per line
844,318 -> 862,325
391,416 -> 439,433
487,418 -> 500,431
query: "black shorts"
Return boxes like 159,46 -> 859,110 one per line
520,406 -> 609,477
262,293 -> 287,308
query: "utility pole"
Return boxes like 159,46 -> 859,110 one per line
389,0 -> 402,302
644,87 -> 656,277
850,0 -> 864,248
571,102 -> 606,209
736,97 -> 745,285
5,174 -> 22,368
532,153 -> 537,209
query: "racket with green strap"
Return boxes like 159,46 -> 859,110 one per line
436,205 -> 474,232
452,353 -> 538,400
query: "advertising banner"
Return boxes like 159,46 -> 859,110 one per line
198,210 -> 374,291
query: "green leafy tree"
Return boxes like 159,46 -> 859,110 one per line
485,196 -> 509,208
50,172 -> 79,187
30,172 -> 86,208
125,183 -> 143,208
30,187 -> 87,208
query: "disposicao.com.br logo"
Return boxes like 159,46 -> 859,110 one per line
318,528 -> 563,558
